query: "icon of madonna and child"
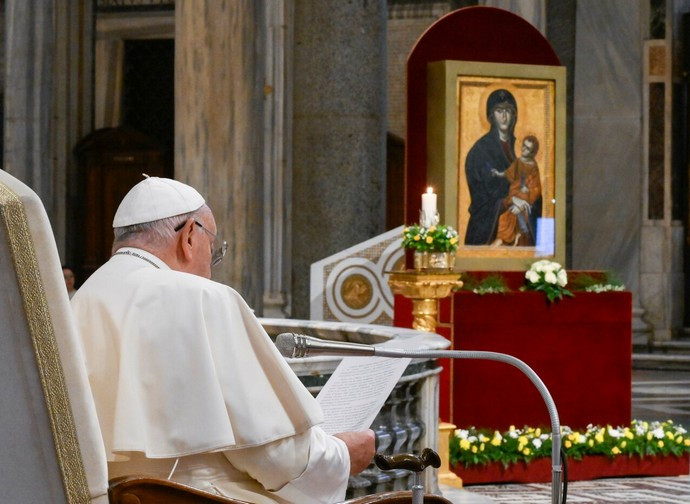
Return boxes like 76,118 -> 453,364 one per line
463,88 -> 545,249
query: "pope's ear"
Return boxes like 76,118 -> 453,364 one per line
175,219 -> 195,261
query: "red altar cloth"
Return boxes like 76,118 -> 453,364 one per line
394,286 -> 632,430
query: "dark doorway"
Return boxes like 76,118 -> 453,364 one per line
122,38 -> 175,166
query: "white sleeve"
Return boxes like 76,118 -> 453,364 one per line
223,426 -> 350,504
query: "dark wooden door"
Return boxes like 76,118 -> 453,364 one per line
74,128 -> 166,280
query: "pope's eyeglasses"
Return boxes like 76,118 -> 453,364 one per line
174,219 -> 228,266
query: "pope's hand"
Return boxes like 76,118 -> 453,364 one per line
334,429 -> 376,475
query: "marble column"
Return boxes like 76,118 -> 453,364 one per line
262,0 -> 292,318
571,2 -> 644,327
292,0 -> 387,318
4,0 -> 54,220
175,0 -> 265,311
4,0 -> 92,261
56,1 -> 94,266
482,0 -> 546,34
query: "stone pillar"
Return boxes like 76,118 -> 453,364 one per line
56,1 -> 94,266
4,1 -> 54,217
4,0 -> 92,261
292,0 -> 387,318
175,0 -> 265,311
482,0 -> 546,34
571,2 -> 645,328
262,0 -> 292,318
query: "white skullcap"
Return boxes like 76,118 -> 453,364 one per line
113,175 -> 206,227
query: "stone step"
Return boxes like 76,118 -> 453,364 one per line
649,339 -> 690,353
632,353 -> 690,371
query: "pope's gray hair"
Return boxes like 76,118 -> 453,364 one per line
112,204 -> 210,252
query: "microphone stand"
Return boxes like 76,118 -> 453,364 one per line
278,335 -> 563,504
371,347 -> 563,504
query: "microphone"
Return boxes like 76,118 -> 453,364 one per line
276,332 -> 388,358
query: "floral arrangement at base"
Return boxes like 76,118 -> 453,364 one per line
521,259 -> 573,303
402,224 -> 459,252
450,420 -> 690,469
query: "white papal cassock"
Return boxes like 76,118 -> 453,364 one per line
72,247 -> 350,504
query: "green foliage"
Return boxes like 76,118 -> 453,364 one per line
460,273 -> 510,295
570,271 -> 626,293
450,420 -> 690,469
402,224 -> 459,252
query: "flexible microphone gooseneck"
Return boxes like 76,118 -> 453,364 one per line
276,332 -> 565,504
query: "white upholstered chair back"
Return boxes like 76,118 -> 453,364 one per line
0,169 -> 109,503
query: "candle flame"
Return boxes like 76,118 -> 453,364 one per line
426,187 -> 434,194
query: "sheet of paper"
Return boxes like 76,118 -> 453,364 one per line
316,355 -> 411,434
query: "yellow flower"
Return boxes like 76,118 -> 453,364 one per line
684,439 -> 690,447
522,448 -> 531,456
479,434 -> 489,443
459,439 -> 470,450
534,428 -> 541,437
676,436 -> 683,444
666,431 -> 675,440
625,431 -> 634,440
509,425 -> 516,432
658,440 -> 664,448
414,235 -> 421,241
564,440 -> 572,449
588,439 -> 594,447
518,443 -> 525,452
612,447 -> 620,455
428,226 -> 436,232
491,437 -> 501,447
480,443 -> 485,452
450,237 -> 458,244
425,236 -> 433,244
595,433 -> 604,444
518,436 -> 528,445
403,227 -> 409,233
647,432 -> 653,441
471,446 -> 478,453
620,441 -> 627,448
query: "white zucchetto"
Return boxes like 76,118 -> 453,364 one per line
113,176 -> 205,228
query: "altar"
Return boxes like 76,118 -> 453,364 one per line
394,280 -> 632,431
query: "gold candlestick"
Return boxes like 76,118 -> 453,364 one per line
387,270 -> 462,333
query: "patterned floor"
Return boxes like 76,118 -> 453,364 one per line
444,368 -> 690,503
465,476 -> 690,503
631,370 -> 690,426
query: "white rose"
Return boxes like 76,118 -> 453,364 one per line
544,271 -> 557,284
532,260 -> 547,273
532,438 -> 542,449
526,270 -> 540,283
557,269 -> 568,287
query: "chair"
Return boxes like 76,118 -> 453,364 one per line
0,169 -> 449,504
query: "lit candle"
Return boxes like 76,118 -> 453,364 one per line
421,187 -> 437,227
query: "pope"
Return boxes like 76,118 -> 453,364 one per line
71,176 -> 375,504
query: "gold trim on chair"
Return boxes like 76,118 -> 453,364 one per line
0,180 -> 92,504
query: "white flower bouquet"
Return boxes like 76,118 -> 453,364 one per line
523,260 -> 573,303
